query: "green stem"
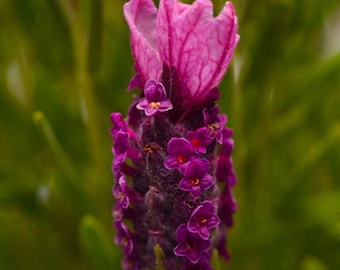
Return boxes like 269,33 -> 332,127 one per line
59,0 -> 103,172
33,111 -> 78,181
154,244 -> 166,270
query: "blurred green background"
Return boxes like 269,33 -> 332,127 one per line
0,0 -> 339,269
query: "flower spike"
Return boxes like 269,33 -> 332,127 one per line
112,0 -> 239,268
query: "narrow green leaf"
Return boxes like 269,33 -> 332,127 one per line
212,248 -> 221,270
88,0 -> 103,73
32,111 -> 88,215
298,122 -> 340,174
33,111 -> 79,181
79,215 -> 117,270
301,256 -> 328,270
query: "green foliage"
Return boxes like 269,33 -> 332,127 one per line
79,215 -> 119,270
0,0 -> 339,269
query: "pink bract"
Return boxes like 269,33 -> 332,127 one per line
124,0 -> 239,102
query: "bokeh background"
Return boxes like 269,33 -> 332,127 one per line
1,0 -> 339,269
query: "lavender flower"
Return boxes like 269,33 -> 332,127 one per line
178,159 -> 214,199
113,174 -> 131,209
164,137 -> 197,171
136,79 -> 173,116
173,224 -> 211,263
114,221 -> 134,255
111,0 -> 239,269
187,200 -> 220,240
187,127 -> 213,154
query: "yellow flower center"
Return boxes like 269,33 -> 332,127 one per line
117,192 -> 124,200
149,102 -> 160,109
191,178 -> 200,186
208,122 -> 220,131
200,218 -> 208,224
177,155 -> 186,163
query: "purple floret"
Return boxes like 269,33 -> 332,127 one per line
187,127 -> 213,154
114,221 -> 133,255
173,224 -> 211,264
187,201 -> 220,240
178,159 -> 214,199
164,137 -> 197,172
113,174 -> 130,209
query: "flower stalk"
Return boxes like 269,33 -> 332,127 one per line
111,0 -> 239,269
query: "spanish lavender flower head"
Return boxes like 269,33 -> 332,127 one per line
111,0 -> 239,269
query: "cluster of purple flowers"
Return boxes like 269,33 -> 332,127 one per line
111,0 -> 239,269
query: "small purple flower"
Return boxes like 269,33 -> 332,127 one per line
113,131 -> 139,165
113,174 -> 130,209
114,221 -> 133,255
164,137 -> 197,171
203,106 -> 228,144
187,201 -> 220,240
110,112 -> 136,139
178,159 -> 214,199
187,127 -> 213,153
113,131 -> 129,161
110,112 -> 128,135
112,131 -> 139,179
112,205 -> 123,222
173,224 -> 211,264
185,252 -> 213,270
136,80 -> 173,116
203,106 -> 220,125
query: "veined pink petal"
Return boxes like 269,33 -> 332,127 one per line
157,0 -> 191,65
158,0 -> 239,97
124,0 -> 162,84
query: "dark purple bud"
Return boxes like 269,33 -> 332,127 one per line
178,159 -> 214,199
214,228 -> 230,262
110,112 -> 136,140
113,131 -> 130,165
203,106 -> 220,126
110,112 -> 128,136
203,106 -> 228,144
218,186 -> 237,227
216,138 -> 236,186
173,224 -> 211,264
187,201 -> 220,240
